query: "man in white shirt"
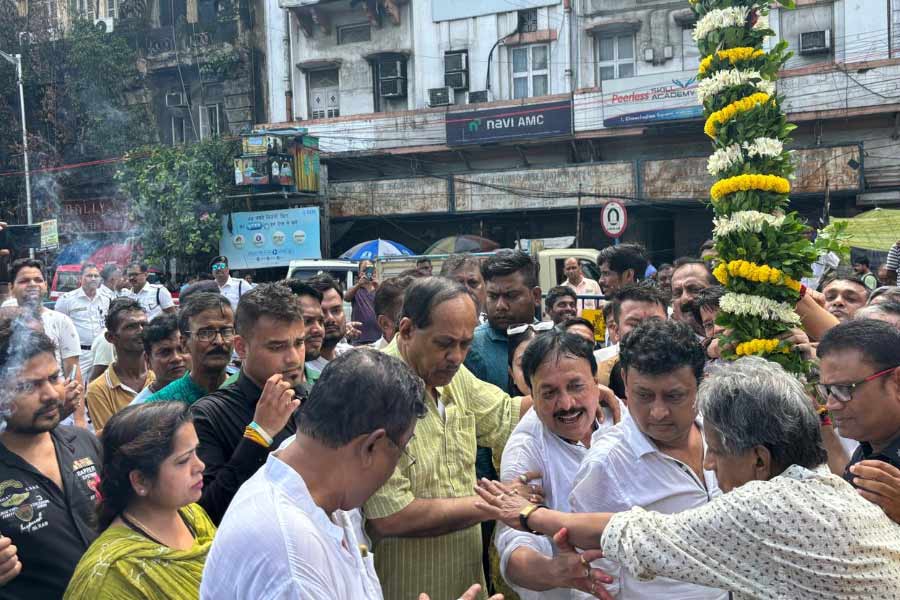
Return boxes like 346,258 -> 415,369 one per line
9,258 -> 86,427
211,255 -> 253,311
569,319 -> 726,600
563,257 -> 602,314
496,330 -> 619,598
476,356 -> 900,599
122,262 -> 175,320
54,262 -> 109,376
98,263 -> 124,300
202,348 -> 498,600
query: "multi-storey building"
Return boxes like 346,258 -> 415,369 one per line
260,0 -> 899,259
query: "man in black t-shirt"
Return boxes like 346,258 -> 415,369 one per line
818,319 -> 900,524
0,318 -> 101,599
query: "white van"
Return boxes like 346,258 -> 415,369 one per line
286,259 -> 358,291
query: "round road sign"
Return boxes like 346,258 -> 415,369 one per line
601,201 -> 627,238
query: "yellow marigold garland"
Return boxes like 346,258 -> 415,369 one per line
710,173 -> 791,201
734,338 -> 790,356
698,47 -> 766,76
704,92 -> 773,138
713,259 -> 802,292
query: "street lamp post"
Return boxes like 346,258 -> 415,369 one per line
0,49 -> 34,258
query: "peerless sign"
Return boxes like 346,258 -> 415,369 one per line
446,99 -> 572,146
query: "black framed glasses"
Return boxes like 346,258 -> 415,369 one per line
815,366 -> 898,403
388,435 -> 416,470
187,327 -> 236,342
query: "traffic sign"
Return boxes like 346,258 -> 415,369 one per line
601,201 -> 627,238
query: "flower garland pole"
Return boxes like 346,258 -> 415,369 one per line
690,0 -> 819,375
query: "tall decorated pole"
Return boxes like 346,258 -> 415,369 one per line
690,0 -> 818,375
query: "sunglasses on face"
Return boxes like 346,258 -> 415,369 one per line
506,321 -> 556,336
212,264 -> 228,271
815,366 -> 898,403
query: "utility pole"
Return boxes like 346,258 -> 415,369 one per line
0,49 -> 34,258
575,183 -> 582,247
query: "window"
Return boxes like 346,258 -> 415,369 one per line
199,104 -> 220,139
518,8 -> 538,33
76,0 -> 95,20
337,23 -> 371,45
682,28 -> 700,71
597,34 -> 635,81
107,0 -> 117,18
511,44 -> 549,99
171,116 -> 186,144
308,69 -> 340,119
892,0 -> 900,56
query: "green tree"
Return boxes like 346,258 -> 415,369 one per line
116,138 -> 238,268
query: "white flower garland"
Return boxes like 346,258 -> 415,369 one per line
707,144 -> 743,175
706,137 -> 786,176
696,69 -> 775,105
693,8 -> 770,42
713,210 -> 786,237
744,137 -> 784,159
720,292 -> 800,325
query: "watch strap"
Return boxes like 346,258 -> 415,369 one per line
518,503 -> 547,535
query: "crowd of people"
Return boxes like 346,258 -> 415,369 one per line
0,240 -> 898,600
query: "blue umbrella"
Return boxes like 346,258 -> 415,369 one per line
339,239 -> 414,261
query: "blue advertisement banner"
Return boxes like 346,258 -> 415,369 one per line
220,207 -> 321,269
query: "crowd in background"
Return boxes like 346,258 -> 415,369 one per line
0,237 -> 898,600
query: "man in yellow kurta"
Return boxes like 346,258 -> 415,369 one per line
366,277 -> 533,600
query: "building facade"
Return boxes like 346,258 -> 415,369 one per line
256,0 -> 899,263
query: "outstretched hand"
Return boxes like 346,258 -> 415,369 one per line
550,528 -> 613,599
473,478 -> 532,530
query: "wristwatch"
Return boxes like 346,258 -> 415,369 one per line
518,503 -> 547,535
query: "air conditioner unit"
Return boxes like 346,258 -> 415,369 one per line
444,52 -> 467,73
444,71 -> 468,90
428,86 -> 454,107
94,17 -> 114,32
467,90 -> 489,104
165,92 -> 187,107
379,77 -> 406,98
379,60 -> 404,79
799,29 -> 831,55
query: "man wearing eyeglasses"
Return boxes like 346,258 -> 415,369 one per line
211,255 -> 253,311
818,318 -> 900,523
122,262 -> 176,320
147,292 -> 234,405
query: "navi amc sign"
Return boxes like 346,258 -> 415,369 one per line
446,99 -> 572,146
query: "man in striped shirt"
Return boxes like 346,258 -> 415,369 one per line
365,277 -> 536,600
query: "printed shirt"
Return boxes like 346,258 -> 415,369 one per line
121,284 -> 174,320
602,465 -> 900,599
566,277 -> 602,313
0,426 -> 101,600
464,322 -> 512,391
570,416 -> 727,600
85,363 -> 155,431
40,309 -> 82,367
201,453 -> 382,600
495,407 -> 622,600
53,288 -> 110,347
147,371 -> 209,406
217,277 -> 253,311
364,338 -> 522,600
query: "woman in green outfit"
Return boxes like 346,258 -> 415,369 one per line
65,402 -> 215,600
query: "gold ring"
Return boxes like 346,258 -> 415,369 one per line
580,556 -> 588,567
519,474 -> 528,484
